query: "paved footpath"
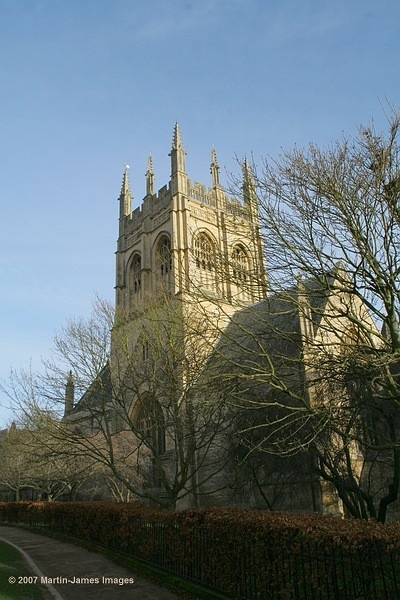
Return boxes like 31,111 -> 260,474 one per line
0,525 -> 180,600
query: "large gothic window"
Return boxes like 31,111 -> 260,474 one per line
129,254 -> 141,303
135,395 -> 166,488
136,396 -> 166,456
194,232 -> 217,291
231,244 -> 251,301
156,236 -> 172,278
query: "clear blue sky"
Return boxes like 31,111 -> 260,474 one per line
1,0 -> 399,426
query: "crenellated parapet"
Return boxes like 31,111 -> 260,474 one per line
119,175 -> 251,238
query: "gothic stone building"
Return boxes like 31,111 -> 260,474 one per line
110,124 -> 273,508
69,125 -> 378,513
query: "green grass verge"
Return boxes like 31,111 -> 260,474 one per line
0,539 -> 47,600
9,524 -> 232,600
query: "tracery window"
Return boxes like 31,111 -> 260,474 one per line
129,254 -> 141,295
231,244 -> 250,301
136,396 -> 166,456
195,233 -> 214,270
194,232 -> 217,291
156,236 -> 172,278
232,245 -> 248,284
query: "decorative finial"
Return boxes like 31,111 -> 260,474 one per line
210,148 -> 220,187
242,158 -> 258,218
170,122 -> 186,175
146,156 -> 155,195
146,156 -> 154,174
64,370 -> 75,416
119,166 -> 132,217
172,122 -> 184,150
121,166 -> 131,194
243,157 -> 254,184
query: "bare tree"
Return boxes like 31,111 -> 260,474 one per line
0,424 -> 35,501
4,294 -> 232,509
213,106 -> 400,522
0,421 -> 102,501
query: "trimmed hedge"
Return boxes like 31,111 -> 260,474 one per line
0,502 -> 398,599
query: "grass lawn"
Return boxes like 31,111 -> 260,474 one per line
0,540 -> 47,600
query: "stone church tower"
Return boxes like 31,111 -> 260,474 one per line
110,124 -> 268,508
115,124 -> 267,318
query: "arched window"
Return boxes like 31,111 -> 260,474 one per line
194,232 -> 217,291
136,396 -> 166,456
156,236 -> 172,278
129,254 -> 141,303
232,245 -> 248,284
195,233 -> 214,271
131,255 -> 142,293
231,244 -> 250,301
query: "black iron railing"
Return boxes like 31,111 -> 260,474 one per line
2,505 -> 399,599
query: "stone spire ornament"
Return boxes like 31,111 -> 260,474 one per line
210,148 -> 220,187
64,370 -> 75,416
119,165 -> 132,218
170,122 -> 186,175
146,156 -> 155,196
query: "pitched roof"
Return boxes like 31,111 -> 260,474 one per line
72,362 -> 112,412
